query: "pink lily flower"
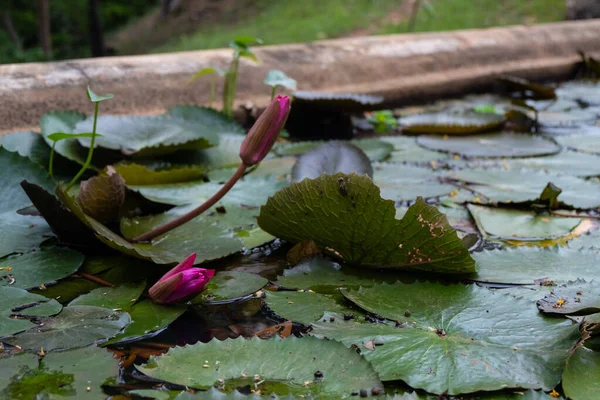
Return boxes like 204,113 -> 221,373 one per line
148,253 -> 215,304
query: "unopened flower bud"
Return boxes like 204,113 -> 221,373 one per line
239,95 -> 290,166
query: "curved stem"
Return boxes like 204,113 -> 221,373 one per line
130,164 -> 248,243
66,102 -> 99,191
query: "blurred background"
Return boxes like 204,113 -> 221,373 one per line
1,0 -> 595,65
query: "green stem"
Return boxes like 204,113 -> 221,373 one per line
48,142 -> 56,178
270,86 -> 276,101
130,163 -> 248,243
66,102 -> 99,191
209,76 -> 215,108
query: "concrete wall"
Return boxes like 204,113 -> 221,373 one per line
2,19 -> 600,132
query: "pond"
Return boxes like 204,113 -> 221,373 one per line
1,51 -> 600,399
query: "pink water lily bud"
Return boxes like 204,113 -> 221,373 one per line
240,95 -> 291,166
148,253 -> 215,304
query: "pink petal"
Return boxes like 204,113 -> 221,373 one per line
159,253 -> 197,282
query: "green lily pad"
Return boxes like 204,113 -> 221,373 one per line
500,151 -> 600,178
137,336 -> 382,399
373,164 -> 455,201
40,111 -> 89,166
474,247 -> 600,284
562,346 -> 600,400
467,204 -> 581,240
103,300 -> 186,345
557,81 -> 600,106
0,246 -> 85,289
446,168 -> 600,208
0,213 -> 53,258
417,133 -> 561,158
192,271 -> 267,303
313,283 -> 579,395
379,136 -> 448,164
567,229 -> 600,249
292,91 -> 383,111
0,346 -> 119,399
258,173 -> 475,273
69,281 -> 146,310
130,176 -> 287,207
536,280 -> 600,315
275,138 -> 394,162
291,142 -> 373,181
400,111 -> 506,134
265,291 -> 358,325
113,163 -> 206,185
75,106 -> 238,156
0,286 -> 62,337
555,134 -> 600,155
3,305 -> 131,351
174,133 -> 245,170
537,109 -> 597,128
0,131 -> 51,167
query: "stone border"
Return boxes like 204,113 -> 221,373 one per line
2,20 -> 600,132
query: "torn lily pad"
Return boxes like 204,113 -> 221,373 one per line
0,286 -> 62,337
258,173 -> 475,273
137,336 -> 383,399
537,280 -> 600,315
313,282 -> 579,395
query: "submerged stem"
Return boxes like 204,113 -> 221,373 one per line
66,102 -> 99,191
130,163 -> 248,243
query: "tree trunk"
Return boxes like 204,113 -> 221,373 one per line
37,0 -> 52,57
1,11 -> 23,52
88,0 -> 106,57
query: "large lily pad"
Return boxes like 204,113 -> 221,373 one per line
500,151 -> 600,178
467,204 -> 581,240
69,281 -> 146,310
0,246 -> 85,289
265,291 -> 357,325
313,282 -> 579,395
192,271 -> 267,304
446,168 -> 600,209
137,336 -> 383,399
3,305 -> 130,351
0,286 -> 62,337
555,134 -> 600,155
379,136 -> 448,164
75,107 -> 238,156
113,163 -> 206,185
291,142 -> 373,181
0,346 -> 119,399
373,164 -> 455,202
275,139 -> 394,162
0,213 -> 53,258
258,173 -> 475,273
562,346 -> 600,400
536,280 -> 600,315
474,247 -> 600,284
0,131 -> 51,167
417,133 -> 561,158
400,111 -> 506,134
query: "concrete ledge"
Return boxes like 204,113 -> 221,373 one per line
2,19 -> 600,132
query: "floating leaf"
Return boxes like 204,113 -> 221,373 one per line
137,336 -> 382,398
275,138 -> 394,162
498,76 -> 556,100
3,305 -> 130,351
114,163 -> 206,185
536,280 -> 600,315
562,347 -> 600,400
264,70 -> 297,90
379,136 -> 448,164
503,151 -> 600,178
0,213 -> 53,258
474,247 -> 600,284
0,246 -> 85,290
0,346 -> 118,399
265,291 -> 357,325
417,132 -> 560,158
313,283 -> 579,395
538,109 -> 597,128
103,300 -> 186,345
555,134 -> 600,155
174,133 -> 245,170
69,281 -> 146,310
400,111 -> 506,134
257,173 -> 475,273
77,167 -> 126,223
292,91 -> 383,111
567,229 -> 600,250
291,142 -> 373,181
192,271 -> 267,304
40,111 -> 90,166
0,131 -> 51,167
373,164 -> 455,202
467,204 -> 581,240
0,286 -> 62,337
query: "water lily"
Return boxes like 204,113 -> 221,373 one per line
240,94 -> 291,166
148,254 -> 215,304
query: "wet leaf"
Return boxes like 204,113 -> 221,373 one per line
562,346 -> 600,400
467,204 -> 581,240
77,167 -> 126,223
69,281 -> 146,310
113,163 -> 206,185
192,271 -> 267,304
0,286 -> 62,337
400,111 -> 506,134
0,346 -> 118,399
417,132 -> 560,158
258,173 -> 475,273
103,300 -> 186,345
137,336 -> 382,399
313,283 -> 579,395
264,70 -> 297,90
291,142 -> 373,181
275,138 -> 394,162
536,280 -> 600,315
474,247 -> 600,284
3,305 -> 131,351
265,291 -> 359,325
0,246 -> 85,290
